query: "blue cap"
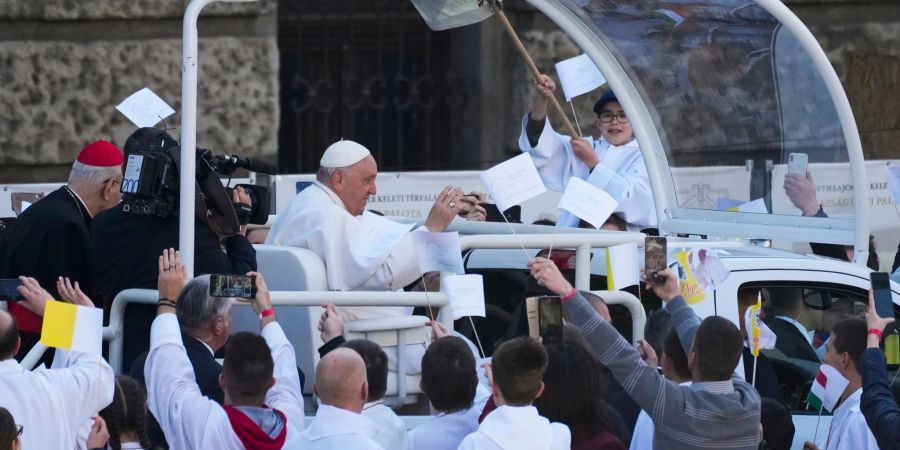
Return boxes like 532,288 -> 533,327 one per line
592,90 -> 619,114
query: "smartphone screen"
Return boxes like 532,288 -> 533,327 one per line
645,237 -> 667,283
0,278 -> 23,302
209,274 -> 257,298
872,272 -> 893,319
538,296 -> 563,343
788,153 -> 808,175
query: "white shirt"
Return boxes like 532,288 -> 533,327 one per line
629,382 -> 691,450
519,115 -> 657,229
821,388 -> 878,450
410,384 -> 490,450
0,349 -> 113,450
266,181 -> 420,319
457,404 -> 570,450
363,401 -> 409,450
145,313 -> 305,449
285,404 -> 384,449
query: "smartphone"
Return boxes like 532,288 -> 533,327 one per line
538,296 -> 563,343
0,279 -> 23,302
209,274 -> 257,298
872,272 -> 894,319
645,237 -> 667,284
788,153 -> 808,175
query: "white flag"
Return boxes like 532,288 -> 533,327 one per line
442,274 -> 486,320
606,242 -> 640,290
886,166 -> 900,205
411,230 -> 465,274
554,54 -> 606,102
409,0 -> 494,31
558,177 -> 617,228
116,87 -> 175,128
480,153 -> 547,212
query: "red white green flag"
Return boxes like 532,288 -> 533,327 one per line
806,364 -> 849,411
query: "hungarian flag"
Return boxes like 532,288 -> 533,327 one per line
807,364 -> 849,411
409,0 -> 494,31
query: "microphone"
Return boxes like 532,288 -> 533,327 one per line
217,155 -> 279,175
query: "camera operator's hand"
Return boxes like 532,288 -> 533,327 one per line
232,186 -> 252,236
158,248 -> 187,303
424,186 -> 463,232
244,271 -> 275,326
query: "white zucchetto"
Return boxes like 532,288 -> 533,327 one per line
319,140 -> 372,168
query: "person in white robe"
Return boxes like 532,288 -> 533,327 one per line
409,329 -> 491,450
285,347 -> 385,449
803,319 -> 878,450
458,337 -> 570,450
0,277 -> 114,450
519,74 -> 656,230
146,251 -> 304,449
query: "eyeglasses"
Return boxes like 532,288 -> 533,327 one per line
16,424 -> 22,437
598,112 -> 629,123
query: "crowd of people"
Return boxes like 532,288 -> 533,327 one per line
1,75 -> 899,450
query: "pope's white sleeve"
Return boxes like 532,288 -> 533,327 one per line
384,232 -> 423,291
262,321 -> 305,431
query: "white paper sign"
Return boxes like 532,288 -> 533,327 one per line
554,53 -> 606,102
116,87 -> 176,128
606,242 -> 640,290
350,211 -> 416,260
737,198 -> 768,214
411,230 -> 465,274
886,166 -> 900,205
20,201 -> 31,212
122,154 -> 144,194
558,177 -> 618,228
480,153 -> 547,212
442,274 -> 486,320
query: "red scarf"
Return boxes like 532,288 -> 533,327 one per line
223,405 -> 287,450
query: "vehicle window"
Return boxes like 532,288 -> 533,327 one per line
737,283 -> 869,412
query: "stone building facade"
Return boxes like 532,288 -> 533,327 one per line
0,0 -> 897,182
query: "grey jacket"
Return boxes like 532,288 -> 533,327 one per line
563,292 -> 761,449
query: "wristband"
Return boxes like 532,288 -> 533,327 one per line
868,328 -> 884,339
561,288 -> 577,301
259,308 -> 275,320
158,299 -> 177,309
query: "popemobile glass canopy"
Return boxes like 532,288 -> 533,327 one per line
529,0 -> 868,259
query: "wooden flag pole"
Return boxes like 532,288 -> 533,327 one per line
488,0 -> 580,138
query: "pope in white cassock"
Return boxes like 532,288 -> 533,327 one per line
520,74 -> 657,230
266,140 -> 472,374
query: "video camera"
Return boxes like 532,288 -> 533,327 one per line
121,128 -> 274,229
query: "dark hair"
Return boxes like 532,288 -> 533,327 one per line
832,319 -> 867,370
0,313 -> 17,361
492,337 -> 548,406
341,339 -> 388,402
643,309 -> 672,357
100,375 -> 151,450
663,329 -> 691,380
867,235 -> 879,272
592,90 -> 618,115
421,336 -> 478,413
0,407 -> 16,450
535,343 -> 611,440
768,288 -> 803,315
222,332 -> 274,403
760,398 -> 794,450
692,316 -> 743,381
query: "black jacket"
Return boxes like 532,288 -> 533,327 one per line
860,348 -> 900,450
766,317 -> 820,362
0,187 -> 94,355
91,204 -> 256,369
741,346 -> 784,404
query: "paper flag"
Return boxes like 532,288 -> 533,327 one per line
606,242 -> 640,290
116,87 -> 175,128
558,177 -> 618,228
442,274 -> 486,320
676,251 -> 706,304
745,294 -> 777,357
734,198 -> 768,214
554,53 -> 607,102
408,0 -> 494,31
807,364 -> 849,412
686,248 -> 730,291
480,153 -> 547,212
40,301 -> 103,355
411,230 -> 465,274
350,211 -> 416,260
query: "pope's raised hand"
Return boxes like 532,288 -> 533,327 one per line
424,186 -> 463,232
